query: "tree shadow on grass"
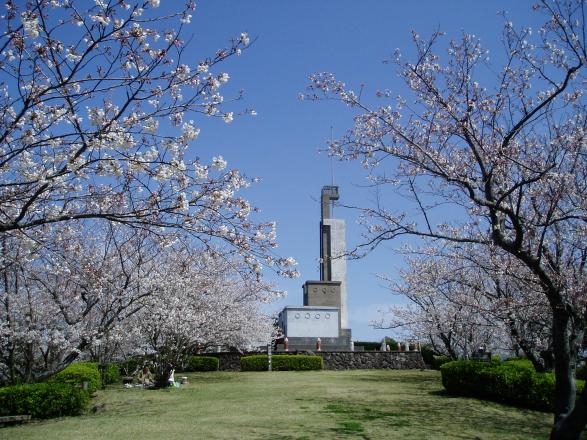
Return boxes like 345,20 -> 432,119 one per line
399,396 -> 551,438
186,373 -> 238,384
98,398 -> 161,418
318,388 -> 551,439
322,400 -> 413,437
254,435 -> 313,440
427,388 -> 553,413
428,389 -> 450,397
355,372 -> 440,386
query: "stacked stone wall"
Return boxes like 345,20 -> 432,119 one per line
317,351 -> 425,370
197,352 -> 242,371
195,351 -> 425,371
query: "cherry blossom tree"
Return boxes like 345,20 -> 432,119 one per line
0,1 -> 298,277
375,256 -> 505,361
0,0 -> 299,384
0,221 -> 165,383
306,1 -> 586,437
122,246 -> 279,387
375,243 -> 552,369
1,222 -> 284,386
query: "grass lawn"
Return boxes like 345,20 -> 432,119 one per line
0,369 -> 559,440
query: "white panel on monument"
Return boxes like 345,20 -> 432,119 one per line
280,306 -> 339,338
322,218 -> 348,329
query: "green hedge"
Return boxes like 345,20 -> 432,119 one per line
0,382 -> 90,418
441,360 -> 585,412
50,363 -> 102,394
101,363 -> 122,384
241,355 -> 323,371
502,358 -> 535,371
185,356 -> 219,372
432,355 -> 452,370
67,362 -> 120,385
241,355 -> 268,371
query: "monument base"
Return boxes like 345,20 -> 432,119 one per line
276,328 -> 352,352
278,305 -> 341,339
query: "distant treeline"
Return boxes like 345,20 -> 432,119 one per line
354,338 -> 399,351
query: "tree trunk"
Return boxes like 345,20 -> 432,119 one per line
549,310 -> 586,439
439,332 -> 458,360
540,349 -> 555,372
550,383 -> 587,440
506,315 -> 551,373
154,366 -> 172,389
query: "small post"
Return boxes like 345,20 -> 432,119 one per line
417,342 -> 421,351
405,342 -> 410,352
350,341 -> 354,352
284,337 -> 289,352
316,338 -> 322,352
267,343 -> 272,372
397,342 -> 401,351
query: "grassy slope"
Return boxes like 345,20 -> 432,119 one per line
1,370 -> 557,440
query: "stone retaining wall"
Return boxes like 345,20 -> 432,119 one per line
197,351 -> 425,371
211,352 -> 242,371
318,351 -> 425,370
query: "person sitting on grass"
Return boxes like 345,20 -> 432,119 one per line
137,366 -> 154,387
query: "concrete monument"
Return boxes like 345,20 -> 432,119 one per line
277,185 -> 352,351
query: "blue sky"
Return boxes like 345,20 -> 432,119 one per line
178,1 -> 544,341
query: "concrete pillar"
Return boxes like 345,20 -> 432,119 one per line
319,186 -> 349,329
322,218 -> 348,328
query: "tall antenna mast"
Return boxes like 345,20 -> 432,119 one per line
330,126 -> 335,216
330,126 -> 335,186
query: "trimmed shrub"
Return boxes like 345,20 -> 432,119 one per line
50,362 -> 102,394
101,363 -> 122,384
479,363 -> 540,406
69,361 -> 119,385
241,355 -> 269,371
273,355 -> 323,370
440,360 -> 585,412
440,360 -> 488,395
526,372 -> 556,410
0,382 -> 90,418
502,358 -> 535,371
185,356 -> 219,372
432,355 -> 452,370
241,355 -> 323,371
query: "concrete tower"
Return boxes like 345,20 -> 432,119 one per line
277,185 -> 352,351
319,186 -> 348,329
